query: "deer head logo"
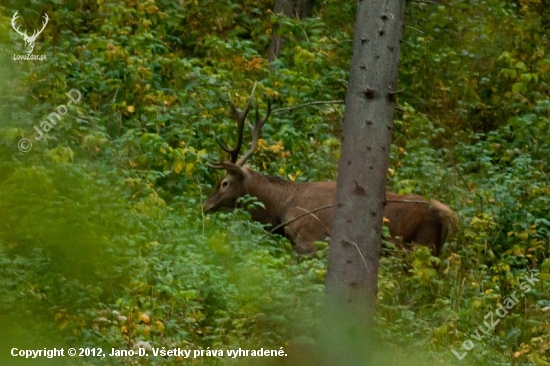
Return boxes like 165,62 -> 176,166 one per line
11,11 -> 49,54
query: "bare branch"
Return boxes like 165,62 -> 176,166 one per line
386,199 -> 429,204
272,100 -> 345,114
262,204 -> 334,239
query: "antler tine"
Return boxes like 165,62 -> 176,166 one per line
11,11 -> 28,37
235,99 -> 272,167
216,82 -> 257,163
29,13 -> 49,39
37,13 -> 49,34
215,135 -> 236,155
206,160 -> 227,170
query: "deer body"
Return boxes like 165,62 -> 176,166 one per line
203,165 -> 456,255
203,85 -> 457,255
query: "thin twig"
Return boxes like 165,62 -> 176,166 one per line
409,0 -> 440,4
182,297 -> 200,324
272,100 -> 345,114
300,26 -> 310,43
295,206 -> 331,234
196,178 -> 206,236
261,204 -> 334,240
405,25 -> 424,34
112,88 -> 119,104
386,199 -> 429,204
382,248 -> 409,253
346,240 -> 369,272
540,167 -> 550,185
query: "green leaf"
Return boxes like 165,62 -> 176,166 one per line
512,82 -> 526,93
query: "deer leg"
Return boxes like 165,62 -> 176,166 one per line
411,223 -> 442,256
284,224 -> 318,255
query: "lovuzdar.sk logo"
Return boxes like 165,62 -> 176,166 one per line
11,10 -> 48,61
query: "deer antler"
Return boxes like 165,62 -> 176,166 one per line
215,82 -> 256,163
32,13 -> 49,40
212,82 -> 272,167
11,11 -> 28,38
235,99 -> 272,166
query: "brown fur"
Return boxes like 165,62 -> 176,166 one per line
204,163 -> 458,255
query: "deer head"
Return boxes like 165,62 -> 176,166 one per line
11,11 -> 49,54
203,83 -> 272,212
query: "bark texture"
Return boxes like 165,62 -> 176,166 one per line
321,0 -> 406,363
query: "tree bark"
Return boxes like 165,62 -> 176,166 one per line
321,0 -> 406,364
268,0 -> 314,61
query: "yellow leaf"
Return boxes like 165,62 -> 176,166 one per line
517,232 -> 529,241
155,320 -> 165,332
146,5 -> 159,14
186,163 -> 195,177
268,141 -> 284,153
268,145 -> 282,153
197,149 -> 207,157
173,160 -> 184,174
139,313 -> 150,325
127,105 -> 135,113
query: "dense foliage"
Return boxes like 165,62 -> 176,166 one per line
0,0 -> 549,364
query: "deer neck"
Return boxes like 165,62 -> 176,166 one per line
243,171 -> 293,228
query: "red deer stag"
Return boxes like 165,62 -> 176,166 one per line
203,88 -> 457,255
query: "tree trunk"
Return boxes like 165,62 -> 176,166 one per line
268,0 -> 314,61
321,0 -> 406,364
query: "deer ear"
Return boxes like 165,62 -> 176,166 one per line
208,161 -> 247,180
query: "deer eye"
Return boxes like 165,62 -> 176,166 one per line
221,181 -> 228,188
